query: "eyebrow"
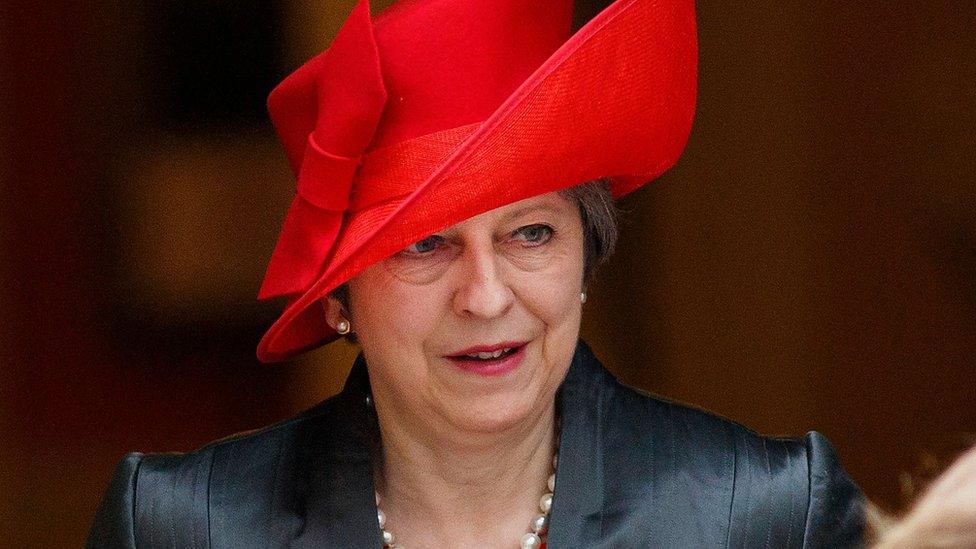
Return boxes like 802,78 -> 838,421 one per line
501,204 -> 562,222
434,203 -> 565,239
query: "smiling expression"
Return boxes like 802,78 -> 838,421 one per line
341,191 -> 585,435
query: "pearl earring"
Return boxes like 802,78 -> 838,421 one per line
580,291 -> 587,304
336,318 -> 351,335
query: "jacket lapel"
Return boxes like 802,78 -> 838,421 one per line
546,342 -> 608,546
291,356 -> 384,548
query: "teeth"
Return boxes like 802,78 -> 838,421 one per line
466,348 -> 511,359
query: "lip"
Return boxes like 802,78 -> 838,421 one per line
447,341 -> 527,356
445,341 -> 528,377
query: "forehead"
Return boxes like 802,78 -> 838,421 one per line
443,191 -> 578,232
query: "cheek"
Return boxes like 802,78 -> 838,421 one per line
348,267 -> 444,354
511,252 -> 584,326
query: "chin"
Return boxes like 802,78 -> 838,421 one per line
441,384 -> 549,435
449,408 -> 530,435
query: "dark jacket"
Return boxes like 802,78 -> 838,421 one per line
88,342 -> 864,548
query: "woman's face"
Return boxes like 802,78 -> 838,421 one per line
342,191 -> 585,436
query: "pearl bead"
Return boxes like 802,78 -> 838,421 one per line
531,513 -> 549,533
521,532 -> 542,549
373,447 -> 559,547
539,492 -> 553,513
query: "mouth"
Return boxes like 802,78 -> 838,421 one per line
445,342 -> 528,376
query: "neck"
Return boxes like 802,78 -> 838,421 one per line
372,397 -> 557,548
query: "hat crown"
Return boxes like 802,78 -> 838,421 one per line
369,0 -> 574,149
259,0 -> 699,361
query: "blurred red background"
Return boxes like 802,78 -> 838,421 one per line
2,1 -> 974,546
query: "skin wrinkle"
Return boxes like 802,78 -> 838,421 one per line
325,191 -> 585,547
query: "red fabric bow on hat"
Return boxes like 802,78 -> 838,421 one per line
258,0 -> 387,299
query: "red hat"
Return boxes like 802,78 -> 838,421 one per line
257,0 -> 697,362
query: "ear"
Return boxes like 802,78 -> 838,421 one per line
321,295 -> 346,331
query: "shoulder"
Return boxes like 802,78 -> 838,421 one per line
87,392 -> 358,548
567,342 -> 784,464
600,371 -> 865,547
594,363 -> 786,476
133,389 -> 350,485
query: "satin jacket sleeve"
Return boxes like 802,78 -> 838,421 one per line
88,453 -> 140,548
725,431 -> 863,548
88,450 -> 214,548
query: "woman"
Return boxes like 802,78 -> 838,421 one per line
89,0 -> 864,547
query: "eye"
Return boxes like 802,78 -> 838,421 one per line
512,224 -> 554,246
401,235 -> 445,255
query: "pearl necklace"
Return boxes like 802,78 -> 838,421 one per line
375,452 -> 558,549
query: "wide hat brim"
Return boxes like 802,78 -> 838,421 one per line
257,0 -> 697,362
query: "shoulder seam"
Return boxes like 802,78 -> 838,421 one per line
725,422 -> 737,548
130,452 -> 144,547
206,446 -> 216,548
801,432 -> 815,548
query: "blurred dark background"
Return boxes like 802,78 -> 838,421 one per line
2,0 -> 974,545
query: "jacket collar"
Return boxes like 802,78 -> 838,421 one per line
548,341 -> 608,545
301,340 -> 607,546
293,358 -> 383,547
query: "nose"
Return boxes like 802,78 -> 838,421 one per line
451,243 -> 515,319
